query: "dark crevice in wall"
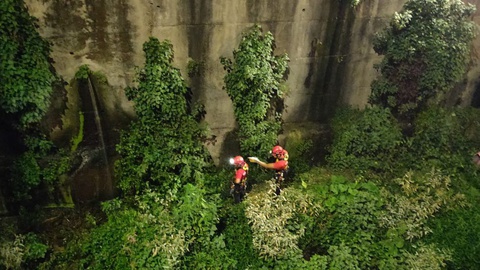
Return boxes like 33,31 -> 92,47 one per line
471,81 -> 480,108
114,0 -> 134,68
304,38 -> 321,89
307,0 -> 356,123
185,0 -> 212,106
72,75 -> 115,202
219,130 -> 241,166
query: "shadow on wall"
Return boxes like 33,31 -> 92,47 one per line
218,130 -> 241,167
50,69 -> 133,204
472,82 -> 480,108
305,0 -> 357,123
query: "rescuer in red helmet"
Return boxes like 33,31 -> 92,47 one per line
229,155 -> 249,203
249,145 -> 289,195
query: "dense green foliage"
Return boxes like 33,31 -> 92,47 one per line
78,186 -> 229,269
220,203 -> 264,269
325,1 -> 480,268
221,25 -> 289,157
0,0 -> 55,128
0,0 -> 72,206
410,107 -> 480,174
10,130 -> 72,202
327,105 -> 480,270
115,38 -> 212,196
425,203 -> 480,270
369,0 -> 476,119
0,231 -> 48,269
3,0 -> 480,268
327,106 -> 403,174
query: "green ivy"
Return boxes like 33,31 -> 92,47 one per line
115,37 -> 212,196
10,130 -> 74,203
49,185 -> 229,269
220,204 -> 264,269
11,150 -> 42,200
186,59 -> 203,77
369,0 -> 476,120
426,205 -> 480,270
0,0 -> 55,128
221,24 -> 289,157
1,0 -> 72,206
311,176 -> 384,269
296,173 -> 455,269
327,106 -> 403,175
0,232 -> 48,269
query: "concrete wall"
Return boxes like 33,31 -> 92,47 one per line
24,0 -> 480,164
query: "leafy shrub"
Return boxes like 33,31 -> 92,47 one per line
370,0 -> 476,119
81,206 -> 186,269
22,233 -> 48,263
75,184 -> 227,269
327,106 -> 403,174
379,169 -> 466,241
220,203 -> 264,269
402,243 -> 451,270
245,181 -> 310,259
302,175 -> 385,269
0,234 -> 25,269
284,130 -> 315,174
203,167 -> 233,198
327,243 -> 361,270
0,233 -> 48,269
11,151 -> 42,200
426,205 -> 480,270
116,38 -> 212,196
221,24 -> 289,157
295,171 -> 458,269
11,137 -> 72,202
412,107 -> 472,157
408,106 -> 480,176
0,0 -> 55,127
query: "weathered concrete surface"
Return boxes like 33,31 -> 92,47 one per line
24,0 -> 480,165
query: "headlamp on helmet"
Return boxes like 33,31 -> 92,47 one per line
230,156 -> 245,167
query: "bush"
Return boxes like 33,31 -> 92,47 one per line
0,0 -> 55,127
0,232 -> 48,269
221,24 -> 289,157
426,205 -> 480,270
116,38 -> 213,196
370,0 -> 476,119
327,106 -> 403,175
407,106 -> 480,177
62,184 -> 228,269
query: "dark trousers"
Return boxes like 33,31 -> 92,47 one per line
233,183 -> 245,203
274,170 -> 287,195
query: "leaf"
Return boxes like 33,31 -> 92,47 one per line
301,180 -> 308,189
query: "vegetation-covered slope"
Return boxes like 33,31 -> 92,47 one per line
1,0 -> 480,269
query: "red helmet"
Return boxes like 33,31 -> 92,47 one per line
230,156 -> 245,167
271,145 -> 284,158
